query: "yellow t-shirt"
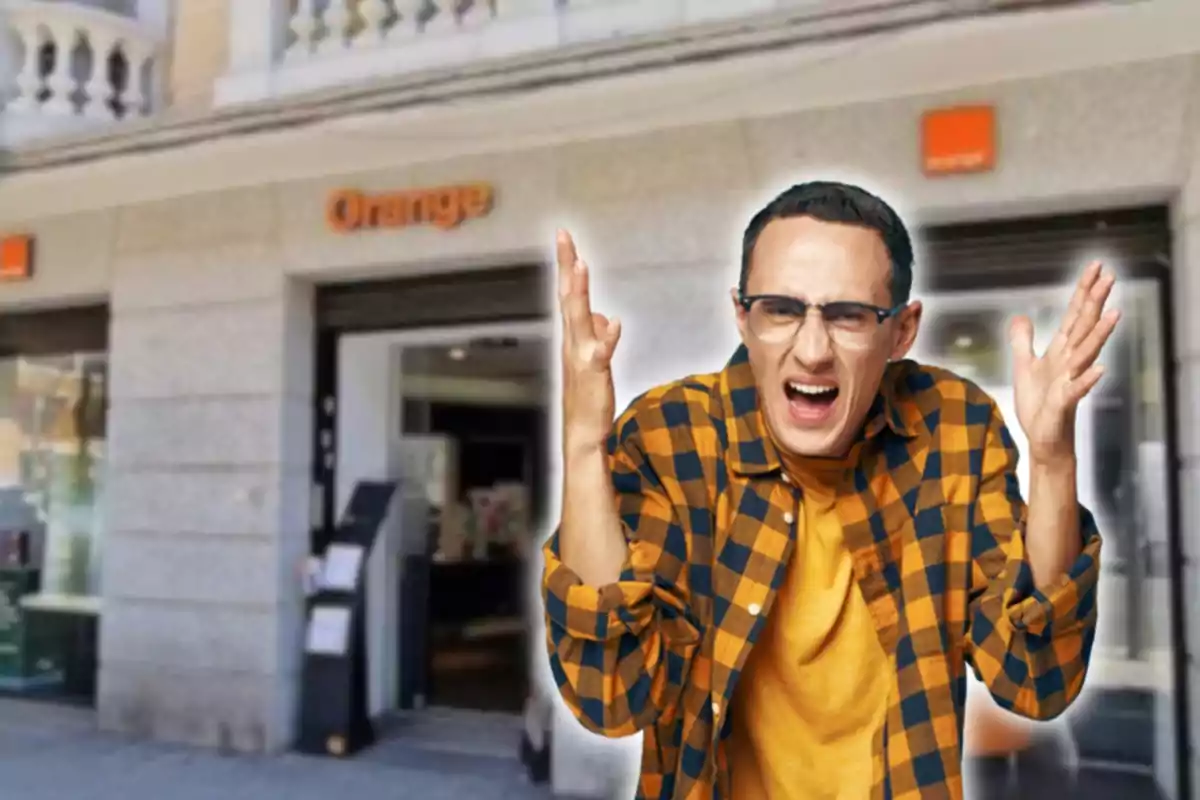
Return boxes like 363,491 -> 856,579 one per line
728,451 -> 891,799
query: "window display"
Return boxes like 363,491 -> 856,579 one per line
0,353 -> 107,598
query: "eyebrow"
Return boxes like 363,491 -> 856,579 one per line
749,291 -> 882,305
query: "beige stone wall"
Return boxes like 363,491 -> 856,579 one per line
167,0 -> 230,112
99,186 -> 311,754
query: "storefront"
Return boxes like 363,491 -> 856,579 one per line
0,4 -> 1196,797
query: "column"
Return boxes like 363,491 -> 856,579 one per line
98,185 -> 313,753
212,0 -> 292,106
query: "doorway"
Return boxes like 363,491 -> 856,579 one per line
331,320 -> 550,722
397,334 -> 550,714
312,264 -> 550,759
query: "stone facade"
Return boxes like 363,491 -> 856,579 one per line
96,187 -> 312,752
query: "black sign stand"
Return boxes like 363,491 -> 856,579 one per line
295,480 -> 397,758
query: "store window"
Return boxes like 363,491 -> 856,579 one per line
0,305 -> 108,701
0,352 -> 107,594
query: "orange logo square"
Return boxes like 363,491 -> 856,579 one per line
921,106 -> 996,176
0,235 -> 32,281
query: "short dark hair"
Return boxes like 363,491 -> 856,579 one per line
739,181 -> 915,306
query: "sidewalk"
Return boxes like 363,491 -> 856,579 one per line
0,698 -> 1167,799
0,700 -> 552,800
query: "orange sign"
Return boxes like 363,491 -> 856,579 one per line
326,183 -> 494,234
921,106 -> 996,176
0,234 -> 33,281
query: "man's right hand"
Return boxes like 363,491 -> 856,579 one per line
557,229 -> 622,457
554,229 -> 629,587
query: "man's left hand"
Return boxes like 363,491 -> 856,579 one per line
1009,261 -> 1121,466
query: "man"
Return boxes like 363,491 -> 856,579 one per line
542,181 -> 1112,798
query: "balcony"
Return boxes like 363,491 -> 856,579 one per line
0,1 -> 166,148
217,0 -> 1112,108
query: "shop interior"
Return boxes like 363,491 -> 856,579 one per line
333,321 -> 550,724
398,337 -> 548,713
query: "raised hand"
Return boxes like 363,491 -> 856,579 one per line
1009,261 -> 1121,466
557,229 -> 622,456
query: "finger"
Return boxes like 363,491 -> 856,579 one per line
1065,363 -> 1106,405
555,229 -> 577,277
557,275 -> 574,347
556,230 -> 580,316
1060,261 -> 1100,331
1009,315 -> 1036,369
581,312 -> 609,361
563,259 -> 596,348
1068,308 -> 1120,377
556,230 -> 578,341
593,317 -> 622,364
1067,269 -> 1116,348
591,312 -> 609,339
1050,261 -> 1102,356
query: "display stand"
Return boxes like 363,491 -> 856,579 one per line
295,480 -> 397,757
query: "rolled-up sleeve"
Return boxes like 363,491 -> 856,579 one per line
542,412 -> 701,738
964,401 -> 1102,721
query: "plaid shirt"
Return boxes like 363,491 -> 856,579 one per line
542,345 -> 1101,799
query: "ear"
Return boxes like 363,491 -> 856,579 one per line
889,300 -> 922,361
731,287 -> 749,345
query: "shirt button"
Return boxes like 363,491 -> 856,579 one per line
711,700 -> 720,717
783,512 -> 795,525
747,603 -> 762,616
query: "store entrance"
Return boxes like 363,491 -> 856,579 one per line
392,333 -> 549,714
311,265 -> 549,747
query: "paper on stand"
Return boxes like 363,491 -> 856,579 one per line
321,543 -> 364,592
305,605 -> 351,656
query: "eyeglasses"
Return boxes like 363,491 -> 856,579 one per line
738,293 -> 903,348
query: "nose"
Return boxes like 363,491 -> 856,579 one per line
788,313 -> 835,368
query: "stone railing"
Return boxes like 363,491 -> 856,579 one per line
217,0 -> 824,105
286,0 -> 500,56
1,0 -> 165,148
215,0 -> 1115,107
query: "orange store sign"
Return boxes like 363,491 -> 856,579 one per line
326,183 -> 494,234
921,106 -> 996,176
0,234 -> 33,281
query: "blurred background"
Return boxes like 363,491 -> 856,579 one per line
0,0 -> 1194,798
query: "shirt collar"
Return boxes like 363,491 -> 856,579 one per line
718,344 -> 922,476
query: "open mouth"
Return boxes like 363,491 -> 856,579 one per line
783,380 -> 840,423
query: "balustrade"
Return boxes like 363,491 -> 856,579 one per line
1,0 -> 164,147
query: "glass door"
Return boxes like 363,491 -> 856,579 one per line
915,278 -> 1176,793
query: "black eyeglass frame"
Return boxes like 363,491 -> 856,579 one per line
736,293 -> 906,325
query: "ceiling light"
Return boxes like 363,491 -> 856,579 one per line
448,347 -> 467,361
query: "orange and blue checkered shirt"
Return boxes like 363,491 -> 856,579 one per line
542,345 -> 1101,799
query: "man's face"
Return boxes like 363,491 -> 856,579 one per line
734,216 -> 922,458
